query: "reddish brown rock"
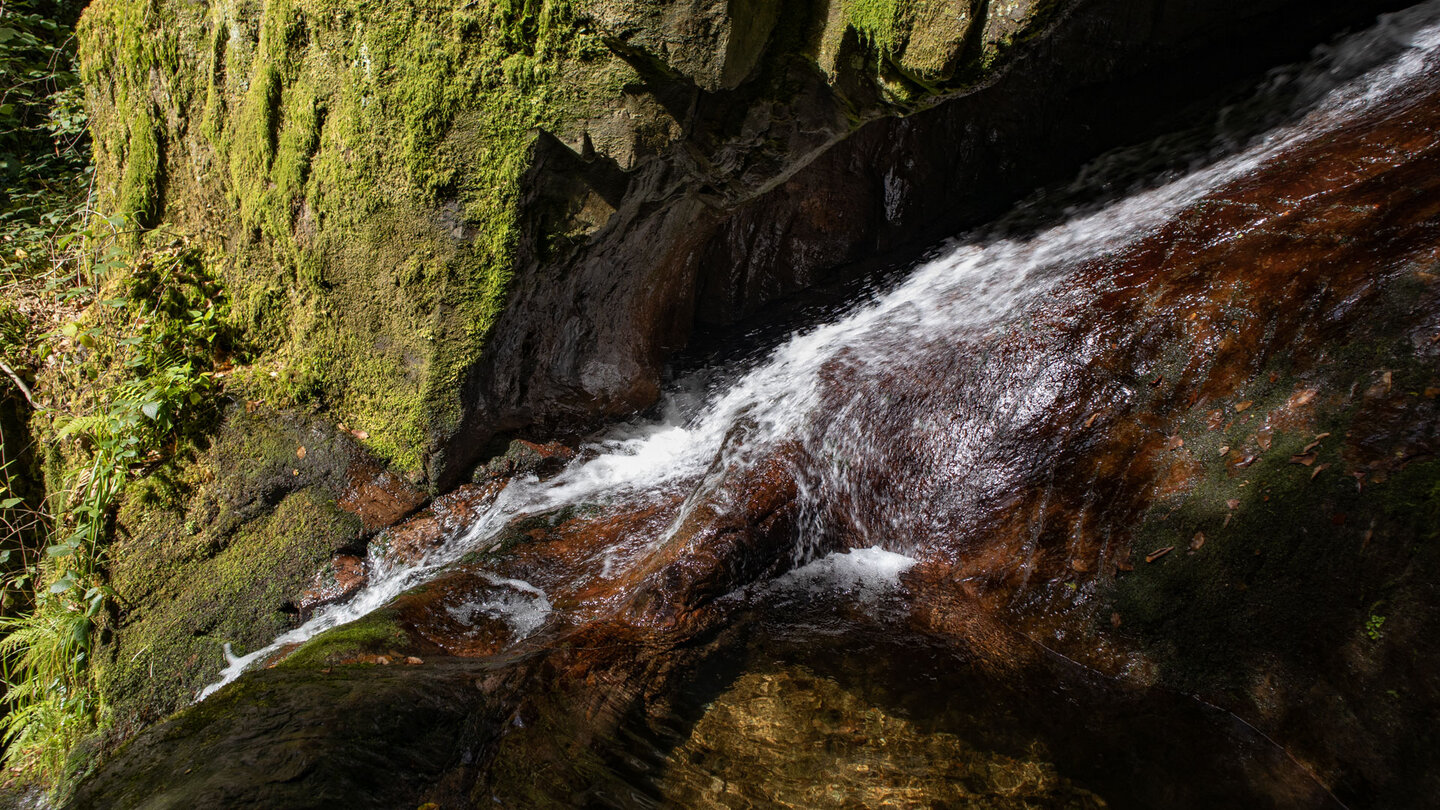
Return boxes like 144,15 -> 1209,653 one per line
295,554 -> 368,615
473,439 -> 577,483
337,460 -> 428,533
369,482 -> 507,569
390,567 -> 530,658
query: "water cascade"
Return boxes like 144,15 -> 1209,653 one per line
71,3 -> 1440,807
208,0 -> 1440,696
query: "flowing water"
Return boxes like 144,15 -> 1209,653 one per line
167,6 -> 1440,807
205,0 -> 1440,699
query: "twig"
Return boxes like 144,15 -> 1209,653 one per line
0,361 -> 37,409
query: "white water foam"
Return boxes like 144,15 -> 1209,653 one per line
771,546 -> 920,602
443,574 -> 554,639
198,1 -> 1440,701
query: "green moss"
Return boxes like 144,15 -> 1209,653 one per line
277,608 -> 410,669
115,121 -> 161,228
78,0 -> 614,473
843,0 -> 907,54
98,487 -> 362,724
76,0 -> 1054,477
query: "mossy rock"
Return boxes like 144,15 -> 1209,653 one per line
93,401 -> 420,729
76,0 -> 1061,480
68,662 -> 492,810
100,486 -> 363,727
276,607 -> 414,670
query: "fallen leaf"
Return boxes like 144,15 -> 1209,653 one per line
1425,387 -> 1440,399
353,429 -> 369,440
1218,445 -> 1231,457
1223,513 -> 1233,528
405,656 -> 423,665
1190,532 -> 1206,551
1235,401 -> 1253,413
1225,498 -> 1240,510
1070,558 -> 1093,573
1234,454 -> 1258,469
296,446 -> 306,460
1111,612 -> 1123,629
292,469 -> 299,476
1289,452 -> 1317,466
1291,389 -> 1318,407
376,655 -> 392,666
338,422 -> 349,432
1352,471 -> 1366,493
1382,370 -> 1393,392
1084,412 -> 1101,429
1145,546 -> 1175,563
1256,432 -> 1272,451
1313,432 -> 1331,441
1311,462 -> 1331,479
1166,435 -> 1184,450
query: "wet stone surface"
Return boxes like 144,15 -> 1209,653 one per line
660,668 -> 1107,810
71,24 -> 1440,810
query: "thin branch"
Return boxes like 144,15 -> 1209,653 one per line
0,361 -> 37,409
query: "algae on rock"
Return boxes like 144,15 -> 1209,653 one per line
77,0 -> 1059,480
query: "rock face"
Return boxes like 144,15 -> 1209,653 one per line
78,0 -> 1412,486
67,0 -> 1440,805
70,56 -> 1440,805
96,405 -> 428,731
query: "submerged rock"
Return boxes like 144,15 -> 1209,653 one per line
660,668 -> 1107,809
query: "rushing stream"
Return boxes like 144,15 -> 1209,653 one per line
91,4 -> 1440,808
204,0 -> 1440,701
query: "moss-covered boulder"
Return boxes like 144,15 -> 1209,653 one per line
84,0 -> 1297,487
68,661 -> 494,810
95,403 -> 428,732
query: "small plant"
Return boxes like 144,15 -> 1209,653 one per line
0,221 -> 227,788
1365,613 -> 1386,641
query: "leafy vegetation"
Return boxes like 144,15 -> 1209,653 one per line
1,227 -> 227,787
0,0 -> 231,790
1,0 -> 90,285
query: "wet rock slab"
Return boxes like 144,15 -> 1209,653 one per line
71,25 -> 1440,810
67,663 -> 495,810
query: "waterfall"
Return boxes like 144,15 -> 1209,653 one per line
201,0 -> 1440,700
